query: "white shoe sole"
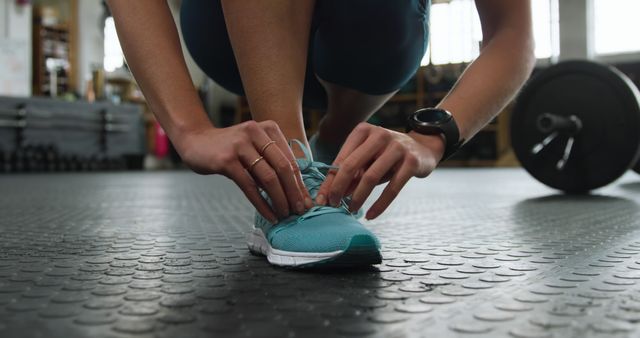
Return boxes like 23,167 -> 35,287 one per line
247,228 -> 343,267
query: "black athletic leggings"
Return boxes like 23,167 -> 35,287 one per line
181,0 -> 430,110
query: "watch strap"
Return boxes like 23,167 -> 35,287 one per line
442,138 -> 465,161
407,108 -> 464,162
439,117 -> 463,161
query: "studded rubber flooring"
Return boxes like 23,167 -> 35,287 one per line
2,169 -> 640,338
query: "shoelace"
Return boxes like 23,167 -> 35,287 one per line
291,139 -> 351,221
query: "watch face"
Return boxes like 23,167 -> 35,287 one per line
415,109 -> 451,125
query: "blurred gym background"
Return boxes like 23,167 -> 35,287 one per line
0,0 -> 638,173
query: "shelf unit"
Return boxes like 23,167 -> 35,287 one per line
32,23 -> 69,96
32,3 -> 78,97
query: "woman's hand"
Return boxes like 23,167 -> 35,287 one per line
316,123 -> 445,220
177,120 -> 313,223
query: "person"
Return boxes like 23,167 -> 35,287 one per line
106,0 -> 535,267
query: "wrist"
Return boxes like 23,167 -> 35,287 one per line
408,131 -> 446,163
171,123 -> 217,157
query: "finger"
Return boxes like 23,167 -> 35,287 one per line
240,144 -> 290,219
240,121 -> 293,215
331,123 -> 371,167
348,147 -> 403,213
316,125 -> 370,205
365,162 -> 414,220
295,158 -> 314,209
316,169 -> 335,206
267,149 -> 307,215
226,162 -> 278,224
343,170 -> 364,197
379,170 -> 395,184
259,140 -> 305,214
259,122 -> 311,211
328,134 -> 388,207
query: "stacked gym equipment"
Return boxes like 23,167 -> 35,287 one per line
0,96 -> 145,173
0,144 -> 129,173
511,60 -> 640,193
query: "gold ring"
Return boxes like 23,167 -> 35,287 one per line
259,140 -> 276,155
248,156 -> 264,170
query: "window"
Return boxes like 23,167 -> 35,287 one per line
531,0 -> 559,60
426,0 -> 482,65
593,0 -> 640,55
422,0 -> 559,65
104,17 -> 124,72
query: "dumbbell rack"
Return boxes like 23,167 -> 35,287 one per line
0,96 -> 145,173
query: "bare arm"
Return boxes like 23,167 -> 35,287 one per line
220,0 -> 315,156
106,0 -> 311,220
106,0 -> 212,150
436,0 -> 536,140
318,0 -> 535,218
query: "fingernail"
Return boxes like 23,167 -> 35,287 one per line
316,194 -> 326,206
270,217 -> 279,224
296,201 -> 304,215
305,197 -> 313,208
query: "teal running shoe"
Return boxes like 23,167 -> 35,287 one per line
247,140 -> 381,268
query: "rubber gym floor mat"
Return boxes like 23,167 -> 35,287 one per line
1,169 -> 640,338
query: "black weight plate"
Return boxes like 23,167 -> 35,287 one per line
511,61 -> 640,193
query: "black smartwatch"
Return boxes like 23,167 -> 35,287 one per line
406,108 -> 465,161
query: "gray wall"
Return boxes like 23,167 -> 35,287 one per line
0,0 -> 32,97
558,0 -> 592,61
